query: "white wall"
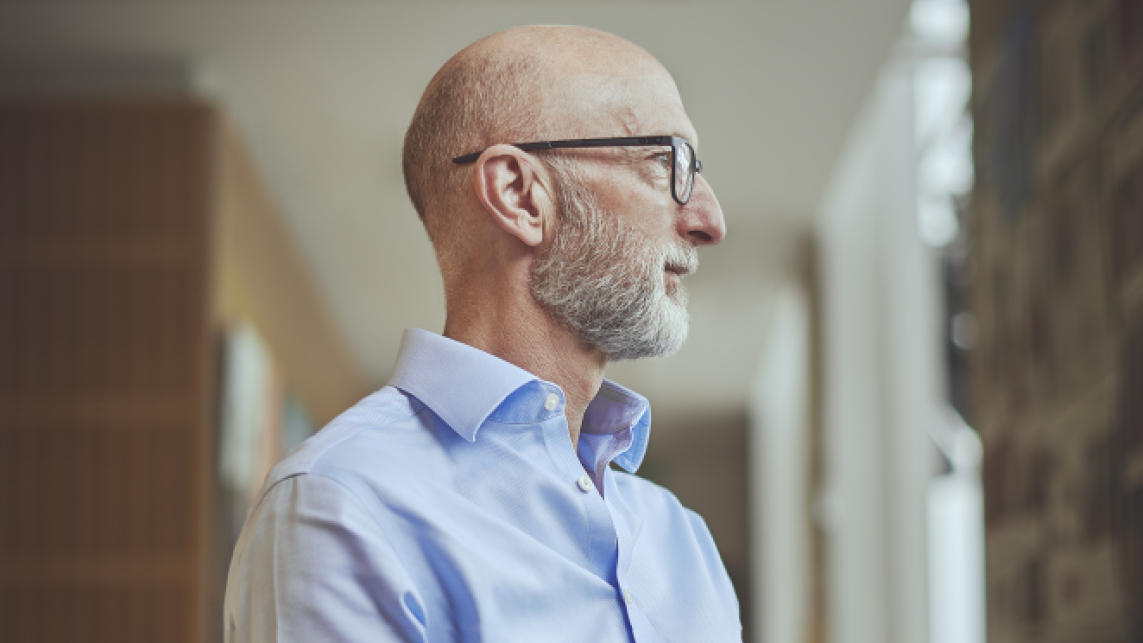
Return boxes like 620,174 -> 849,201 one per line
751,282 -> 812,643
816,55 -> 944,643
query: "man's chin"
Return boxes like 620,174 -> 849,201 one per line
665,282 -> 689,308
603,307 -> 690,362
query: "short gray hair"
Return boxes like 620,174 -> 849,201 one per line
402,51 -> 544,235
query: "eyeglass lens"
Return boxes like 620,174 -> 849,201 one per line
674,141 -> 695,204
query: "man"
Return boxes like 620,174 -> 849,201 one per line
224,25 -> 738,642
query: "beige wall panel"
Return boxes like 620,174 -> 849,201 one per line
215,121 -> 369,425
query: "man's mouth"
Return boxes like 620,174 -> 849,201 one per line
663,245 -> 699,280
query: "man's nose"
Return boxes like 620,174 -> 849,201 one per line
677,174 -> 726,246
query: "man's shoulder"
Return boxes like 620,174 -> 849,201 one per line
610,469 -> 703,524
261,386 -> 434,492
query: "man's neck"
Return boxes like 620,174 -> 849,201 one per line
443,296 -> 605,449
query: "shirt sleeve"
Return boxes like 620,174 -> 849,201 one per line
224,473 -> 427,642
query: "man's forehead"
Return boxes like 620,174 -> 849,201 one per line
549,67 -> 698,147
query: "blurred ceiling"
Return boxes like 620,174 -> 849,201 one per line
0,0 -> 911,419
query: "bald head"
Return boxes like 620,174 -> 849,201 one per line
402,26 -> 684,233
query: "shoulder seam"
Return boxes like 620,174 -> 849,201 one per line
305,389 -> 426,471
247,389 -> 427,520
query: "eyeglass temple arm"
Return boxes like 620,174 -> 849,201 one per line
451,136 -> 678,165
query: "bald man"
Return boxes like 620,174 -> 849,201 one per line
224,26 -> 739,642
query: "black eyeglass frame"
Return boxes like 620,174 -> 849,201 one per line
451,135 -> 703,205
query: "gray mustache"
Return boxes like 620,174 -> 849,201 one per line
663,244 -> 699,276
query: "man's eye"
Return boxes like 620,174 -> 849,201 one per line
653,153 -> 671,169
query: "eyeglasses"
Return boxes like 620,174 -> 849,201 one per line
452,135 -> 703,205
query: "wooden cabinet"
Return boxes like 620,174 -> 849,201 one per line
0,98 -> 368,642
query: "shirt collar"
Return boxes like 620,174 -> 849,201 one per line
388,328 -> 536,442
583,380 -> 651,473
387,328 -> 651,472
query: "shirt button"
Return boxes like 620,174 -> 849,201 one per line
576,475 -> 594,493
544,393 -> 560,411
623,589 -> 633,603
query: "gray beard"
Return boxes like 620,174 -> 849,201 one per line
529,167 -> 698,361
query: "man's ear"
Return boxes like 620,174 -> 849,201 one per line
472,145 -> 552,248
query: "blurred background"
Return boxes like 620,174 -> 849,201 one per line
0,0 -> 1140,642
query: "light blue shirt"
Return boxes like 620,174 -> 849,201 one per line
224,328 -> 741,642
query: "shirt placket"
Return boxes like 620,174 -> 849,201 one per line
537,403 -> 621,588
